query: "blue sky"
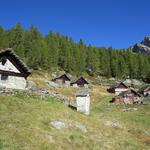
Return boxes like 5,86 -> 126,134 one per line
0,0 -> 150,48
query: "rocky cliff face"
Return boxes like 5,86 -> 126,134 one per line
132,36 -> 150,54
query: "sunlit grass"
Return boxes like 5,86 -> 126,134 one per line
0,94 -> 150,150
0,72 -> 150,149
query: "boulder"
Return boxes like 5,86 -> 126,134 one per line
74,122 -> 87,133
48,81 -> 58,88
48,135 -> 55,144
50,120 -> 68,129
142,96 -> 150,104
132,79 -> 142,86
122,108 -> 138,112
123,79 -> 142,87
49,120 -> 88,133
123,79 -> 132,84
103,119 -> 123,129
109,77 -> 115,81
26,80 -> 37,90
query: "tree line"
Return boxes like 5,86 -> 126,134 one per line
0,23 -> 150,82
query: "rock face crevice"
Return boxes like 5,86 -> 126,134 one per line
132,36 -> 150,54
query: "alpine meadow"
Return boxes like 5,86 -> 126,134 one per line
0,1 -> 150,149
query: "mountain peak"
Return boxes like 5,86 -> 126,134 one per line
132,36 -> 150,54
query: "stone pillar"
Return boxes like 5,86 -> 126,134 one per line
76,90 -> 90,115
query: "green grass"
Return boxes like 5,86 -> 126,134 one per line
0,95 -> 150,150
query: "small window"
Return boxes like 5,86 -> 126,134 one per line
1,75 -> 8,81
0,57 -> 7,65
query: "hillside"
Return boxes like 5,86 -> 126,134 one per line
1,24 -> 150,82
0,83 -> 150,149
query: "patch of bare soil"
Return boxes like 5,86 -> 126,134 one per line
137,134 -> 150,145
128,129 -> 150,145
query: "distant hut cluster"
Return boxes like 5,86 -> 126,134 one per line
0,49 -> 91,115
51,74 -> 90,115
50,73 -> 91,115
0,48 -> 149,112
51,74 -> 89,88
108,81 -> 150,105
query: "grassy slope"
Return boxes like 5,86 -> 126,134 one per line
0,94 -> 150,150
0,72 -> 150,150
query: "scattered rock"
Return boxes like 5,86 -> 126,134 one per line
143,96 -> 150,104
26,80 -> 37,90
122,108 -> 138,112
75,122 -> 87,133
109,77 -> 115,81
0,87 -> 14,96
123,79 -> 143,87
132,79 -> 142,86
50,120 -> 68,129
51,72 -> 57,78
123,79 -> 132,84
48,135 -> 55,144
133,108 -> 138,111
68,100 -> 77,108
48,81 -> 58,88
49,120 -> 88,133
104,120 -> 123,129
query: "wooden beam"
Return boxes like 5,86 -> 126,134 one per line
0,69 -> 27,78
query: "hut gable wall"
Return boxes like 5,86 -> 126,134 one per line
71,77 -> 88,87
108,82 -> 128,94
52,74 -> 70,85
76,78 -> 85,86
0,49 -> 31,77
115,88 -> 128,95
0,58 -> 20,73
0,49 -> 31,90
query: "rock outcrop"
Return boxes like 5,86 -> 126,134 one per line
50,120 -> 87,133
142,36 -> 150,47
132,36 -> 150,54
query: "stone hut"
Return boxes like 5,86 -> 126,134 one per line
111,89 -> 142,105
51,74 -> 71,85
0,49 -> 31,89
138,85 -> 150,96
70,77 -> 89,88
107,82 -> 128,95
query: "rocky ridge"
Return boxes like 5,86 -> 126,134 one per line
132,36 -> 150,54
